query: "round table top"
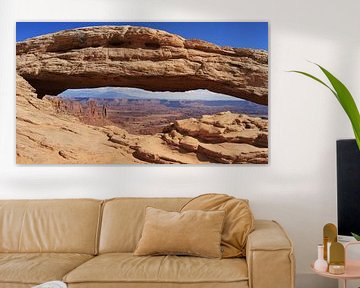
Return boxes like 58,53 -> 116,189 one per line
311,261 -> 360,280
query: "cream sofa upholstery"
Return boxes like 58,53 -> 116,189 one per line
98,198 -> 188,253
0,198 -> 294,288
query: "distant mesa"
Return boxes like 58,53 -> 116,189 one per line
16,25 -> 268,105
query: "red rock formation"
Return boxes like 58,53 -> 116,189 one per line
16,26 -> 268,105
45,96 -> 83,115
158,111 -> 268,164
16,25 -> 269,164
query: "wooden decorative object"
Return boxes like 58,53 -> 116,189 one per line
323,223 -> 337,261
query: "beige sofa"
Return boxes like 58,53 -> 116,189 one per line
0,198 -> 295,288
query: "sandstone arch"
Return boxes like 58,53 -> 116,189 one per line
16,26 -> 268,105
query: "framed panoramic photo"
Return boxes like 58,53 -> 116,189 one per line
16,22 -> 268,164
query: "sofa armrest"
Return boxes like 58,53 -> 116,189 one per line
246,220 -> 295,288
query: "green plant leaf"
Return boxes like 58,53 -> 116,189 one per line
353,127 -> 360,150
288,70 -> 337,98
351,232 -> 360,241
316,64 -> 360,150
289,64 -> 360,150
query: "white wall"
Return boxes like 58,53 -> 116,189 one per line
1,0 -> 359,287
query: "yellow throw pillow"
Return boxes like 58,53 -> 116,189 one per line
134,207 -> 225,258
181,194 -> 254,258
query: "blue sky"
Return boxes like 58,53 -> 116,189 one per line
16,22 -> 268,50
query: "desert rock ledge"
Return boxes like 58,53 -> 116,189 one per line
16,26 -> 268,105
16,75 -> 268,164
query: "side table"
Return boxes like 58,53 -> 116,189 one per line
311,242 -> 360,288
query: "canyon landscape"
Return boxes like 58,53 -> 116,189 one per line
16,23 -> 268,164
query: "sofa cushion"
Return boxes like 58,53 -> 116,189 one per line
0,253 -> 93,285
0,199 -> 102,254
181,194 -> 254,258
99,198 -> 190,253
64,253 -> 248,285
134,207 -> 225,258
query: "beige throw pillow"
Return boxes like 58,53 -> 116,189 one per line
181,194 -> 255,258
134,207 -> 225,258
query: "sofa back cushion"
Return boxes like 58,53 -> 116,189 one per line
0,199 -> 102,254
99,198 -> 189,253
181,194 -> 254,258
